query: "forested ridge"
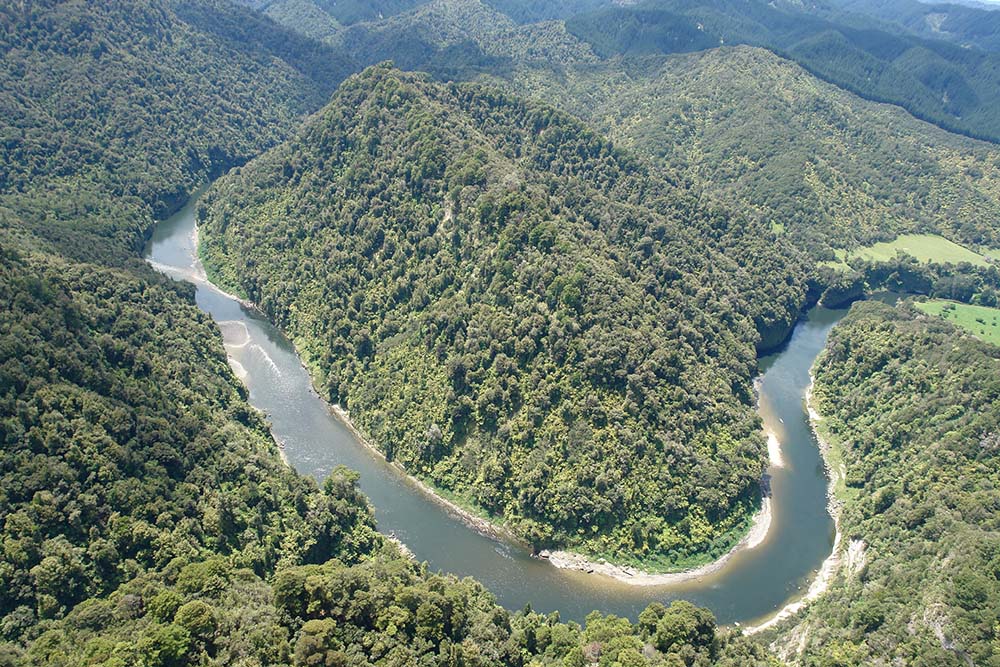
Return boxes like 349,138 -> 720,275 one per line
765,302 -> 1000,665
0,0 -> 355,264
330,0 -> 600,72
0,244 -> 771,666
198,64 -> 811,566
245,0 -> 1000,153
236,0 -> 1000,269
0,1 -> 777,665
819,0 -> 1000,53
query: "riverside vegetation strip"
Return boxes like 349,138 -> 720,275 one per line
764,301 -> 1000,665
157,188 -> 843,628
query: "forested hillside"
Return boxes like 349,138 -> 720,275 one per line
221,0 -> 1000,276
7,0 -> 1000,664
198,64 -> 809,566
0,0 -> 355,263
225,0 -> 1000,269
0,244 -> 378,665
233,0 -> 608,40
766,302 -> 1000,664
245,0 -> 602,77
483,46 -> 1000,258
234,0 -> 428,26
330,0 -> 599,72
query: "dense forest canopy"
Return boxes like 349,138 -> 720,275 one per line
231,0 -> 1000,265
198,64 -> 812,565
231,0 -> 1000,145
820,0 -> 1000,53
561,0 -> 1000,144
0,0 -> 356,265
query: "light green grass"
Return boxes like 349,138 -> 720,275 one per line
852,234 -> 989,266
825,234 -> 999,272
916,299 -> 1000,346
814,417 -> 856,505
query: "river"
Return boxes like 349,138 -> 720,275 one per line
144,190 -> 846,626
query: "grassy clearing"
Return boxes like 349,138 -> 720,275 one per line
824,233 -> 1000,272
851,233 -> 989,266
915,299 -> 1000,346
820,248 -> 852,272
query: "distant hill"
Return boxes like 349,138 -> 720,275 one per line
823,0 -> 1000,52
563,0 -> 1000,143
484,46 -> 1000,259
257,0 -> 602,75
230,0 -> 1000,266
335,0 -> 600,78
235,0 -> 428,26
234,0 -> 610,34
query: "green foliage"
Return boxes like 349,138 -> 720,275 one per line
252,0 -> 344,43
0,249 -> 365,613
324,0 -> 600,77
0,5 -> 778,667
199,64 -> 810,564
771,301 -> 1000,664
136,623 -> 192,667
0,0 -> 353,266
820,0 -> 1000,54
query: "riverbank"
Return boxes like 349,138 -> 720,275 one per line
192,225 -> 261,312
179,205 -> 552,558
330,399 -> 774,586
539,497 -> 771,586
146,222 -> 261,315
322,369 -> 781,586
149,185 -> 854,624
744,374 -> 844,634
329,404 -> 525,547
522,374 -> 780,584
328,381 -> 777,586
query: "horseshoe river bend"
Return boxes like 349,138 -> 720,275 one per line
144,189 -> 846,627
